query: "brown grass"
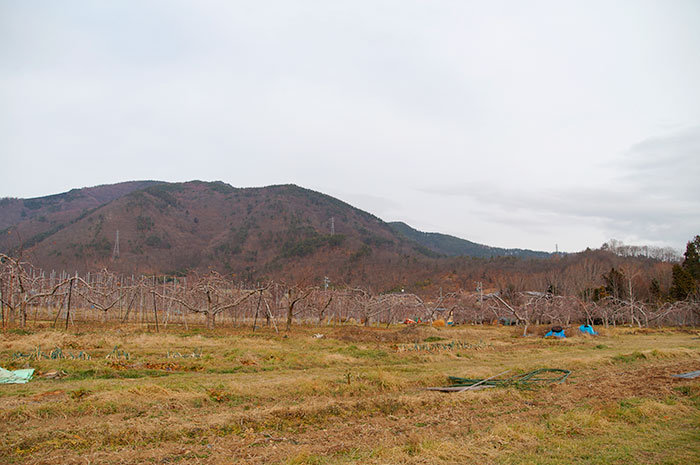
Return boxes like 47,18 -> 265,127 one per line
0,323 -> 699,464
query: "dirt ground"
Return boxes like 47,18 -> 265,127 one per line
1,323 -> 699,464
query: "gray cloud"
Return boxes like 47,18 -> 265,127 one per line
620,127 -> 700,200
2,1 -> 700,252
420,126 -> 700,248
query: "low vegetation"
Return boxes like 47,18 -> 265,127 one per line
1,324 -> 699,464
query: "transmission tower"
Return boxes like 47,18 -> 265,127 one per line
112,230 -> 120,260
330,217 -> 335,235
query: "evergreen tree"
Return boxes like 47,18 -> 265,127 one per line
682,235 -> 700,280
603,267 -> 627,300
670,264 -> 695,300
648,278 -> 662,302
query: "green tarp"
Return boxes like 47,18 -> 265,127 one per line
0,367 -> 35,384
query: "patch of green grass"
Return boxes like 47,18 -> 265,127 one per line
7,328 -> 32,336
674,385 -> 694,397
510,404 -> 700,465
611,351 -> 647,363
674,385 -> 700,408
287,452 -> 328,465
67,368 -> 172,380
69,388 -> 91,400
337,345 -> 388,360
332,447 -> 364,461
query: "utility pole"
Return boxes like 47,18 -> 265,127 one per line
112,230 -> 120,260
330,217 -> 335,236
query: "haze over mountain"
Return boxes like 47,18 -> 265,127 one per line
0,181 -> 554,283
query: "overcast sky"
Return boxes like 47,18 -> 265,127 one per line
2,1 -> 699,252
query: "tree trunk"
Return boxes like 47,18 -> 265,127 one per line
65,277 -> 74,330
152,291 -> 159,332
20,302 -> 27,328
206,312 -> 216,329
286,304 -> 293,331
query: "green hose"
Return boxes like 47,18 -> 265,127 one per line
447,368 -> 571,387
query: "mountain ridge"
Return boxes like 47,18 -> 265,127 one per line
388,221 -> 552,259
0,180 -> 551,285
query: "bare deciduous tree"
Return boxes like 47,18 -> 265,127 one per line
0,254 -> 70,327
281,283 -> 315,331
158,272 -> 265,328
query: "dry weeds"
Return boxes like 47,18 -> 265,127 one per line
0,323 -> 698,464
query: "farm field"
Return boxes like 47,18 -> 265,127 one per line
1,324 -> 699,465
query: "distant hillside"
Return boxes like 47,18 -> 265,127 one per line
1,180 -> 567,290
0,181 -> 430,283
388,221 -> 552,259
0,180 -> 163,232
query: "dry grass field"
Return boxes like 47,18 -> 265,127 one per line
1,323 -> 699,464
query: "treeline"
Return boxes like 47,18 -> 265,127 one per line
1,236 -> 697,331
601,238 -> 680,262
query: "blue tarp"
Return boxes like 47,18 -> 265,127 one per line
579,324 -> 598,335
544,330 -> 566,338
